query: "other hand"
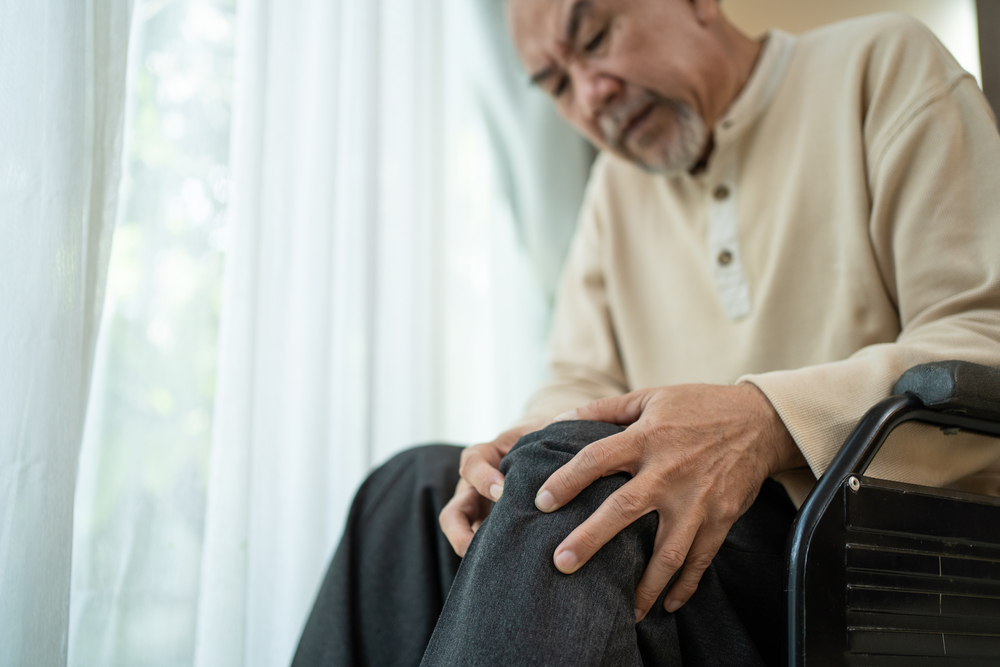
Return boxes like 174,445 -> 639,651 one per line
535,384 -> 805,621
439,420 -> 547,556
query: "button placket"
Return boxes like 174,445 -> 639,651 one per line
707,156 -> 751,320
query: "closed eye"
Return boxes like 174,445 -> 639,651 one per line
584,28 -> 607,53
553,74 -> 570,97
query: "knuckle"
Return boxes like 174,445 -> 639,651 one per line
654,546 -> 687,573
574,525 -> 605,552
440,495 -> 455,513
685,552 -> 716,574
440,495 -> 458,516
458,450 -> 476,477
578,444 -> 610,473
719,500 -> 744,523
709,493 -> 744,524
673,581 -> 699,601
635,588 -> 659,608
630,427 -> 653,452
671,445 -> 698,471
607,489 -> 645,520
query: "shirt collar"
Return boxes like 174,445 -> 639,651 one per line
714,29 -> 796,143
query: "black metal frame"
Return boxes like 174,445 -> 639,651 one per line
978,0 -> 1000,120
786,366 -> 1000,666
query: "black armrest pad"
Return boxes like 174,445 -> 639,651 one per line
893,360 -> 1000,422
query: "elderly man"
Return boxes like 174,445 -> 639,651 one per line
294,0 -> 1000,665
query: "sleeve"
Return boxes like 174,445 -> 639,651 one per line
740,75 -> 1000,491
520,160 -> 630,423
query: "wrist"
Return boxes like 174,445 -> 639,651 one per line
741,382 -> 806,475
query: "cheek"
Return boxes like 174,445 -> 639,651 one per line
608,19 -> 699,95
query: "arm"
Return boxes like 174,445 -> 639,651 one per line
521,164 -> 630,422
537,53 -> 1000,620
743,75 -> 1000,493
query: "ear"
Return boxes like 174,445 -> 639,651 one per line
691,0 -> 720,26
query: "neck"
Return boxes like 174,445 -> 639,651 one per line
703,19 -> 763,129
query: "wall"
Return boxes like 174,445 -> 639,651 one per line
723,0 -> 982,86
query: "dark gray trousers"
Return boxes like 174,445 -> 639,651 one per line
292,421 -> 796,667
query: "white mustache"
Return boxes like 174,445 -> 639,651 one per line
599,90 -> 658,148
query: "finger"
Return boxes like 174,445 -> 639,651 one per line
459,445 -> 506,501
470,493 -> 492,533
553,391 -> 647,425
633,517 -> 702,621
552,479 -> 651,574
535,431 -> 635,513
661,528 -> 727,614
439,482 -> 485,557
439,503 -> 474,557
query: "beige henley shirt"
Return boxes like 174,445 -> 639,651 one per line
522,13 -> 1000,507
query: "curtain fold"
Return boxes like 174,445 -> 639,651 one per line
194,1 -> 591,665
0,0 -> 133,664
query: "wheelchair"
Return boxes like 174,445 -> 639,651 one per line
788,361 -> 1000,666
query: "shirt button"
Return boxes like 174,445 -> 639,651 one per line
717,250 -> 733,266
713,185 -> 730,201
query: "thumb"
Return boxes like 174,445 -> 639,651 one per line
552,391 -> 647,426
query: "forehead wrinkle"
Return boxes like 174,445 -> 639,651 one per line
517,0 -> 589,88
565,0 -> 593,45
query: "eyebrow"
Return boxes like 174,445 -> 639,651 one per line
530,65 -> 556,86
528,0 -> 593,87
564,0 -> 593,45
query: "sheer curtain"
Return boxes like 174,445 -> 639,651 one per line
0,0 -> 133,665
57,0 -> 589,665
69,1 -> 237,664
193,1 -> 591,665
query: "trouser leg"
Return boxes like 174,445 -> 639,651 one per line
294,421 -> 796,667
420,420 -> 796,667
292,444 -> 464,667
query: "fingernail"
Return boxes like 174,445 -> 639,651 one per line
665,599 -> 682,613
489,483 -> 503,501
535,489 -> 555,512
634,608 -> 643,623
555,550 -> 578,572
553,410 -> 577,422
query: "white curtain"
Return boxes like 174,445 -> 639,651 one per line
193,1 -> 591,666
0,1 -> 133,665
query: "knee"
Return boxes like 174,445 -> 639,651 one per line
377,443 -> 462,480
500,419 -> 624,475
467,420 -> 656,586
491,420 -> 630,526
355,444 -> 462,520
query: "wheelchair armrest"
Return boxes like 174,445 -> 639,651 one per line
893,360 -> 1000,422
786,360 -> 1000,666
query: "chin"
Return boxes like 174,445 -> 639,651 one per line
630,103 -> 709,175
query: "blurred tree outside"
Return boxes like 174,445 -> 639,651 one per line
71,0 -> 237,664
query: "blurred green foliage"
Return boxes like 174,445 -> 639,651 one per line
72,0 -> 237,664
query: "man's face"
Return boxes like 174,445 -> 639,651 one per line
508,0 -> 721,173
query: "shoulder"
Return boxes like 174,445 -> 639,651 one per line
782,13 -> 976,155
802,12 -> 938,45
794,13 -> 970,93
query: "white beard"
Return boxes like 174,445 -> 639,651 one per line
600,92 -> 708,174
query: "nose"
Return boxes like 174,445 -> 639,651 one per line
570,63 -> 621,120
